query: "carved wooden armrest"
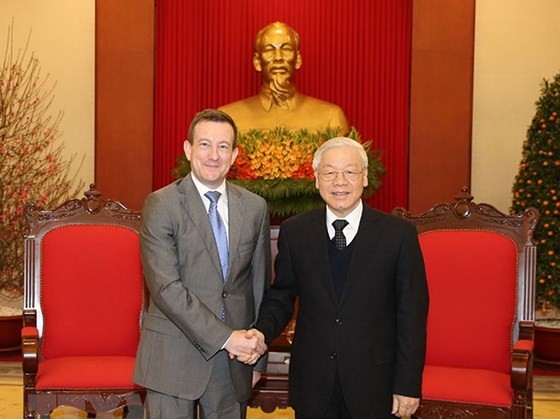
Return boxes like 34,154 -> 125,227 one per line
518,320 -> 535,341
511,338 -> 534,391
23,309 -> 37,328
250,373 -> 290,413
21,326 -> 39,385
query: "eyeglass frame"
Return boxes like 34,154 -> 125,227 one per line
316,168 -> 366,182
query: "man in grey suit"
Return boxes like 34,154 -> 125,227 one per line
134,109 -> 270,418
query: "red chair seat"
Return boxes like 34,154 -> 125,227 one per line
422,365 -> 513,407
36,356 -> 140,389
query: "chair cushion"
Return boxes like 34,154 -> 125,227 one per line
40,225 -> 143,359
422,365 -> 513,407
419,230 -> 517,373
36,356 -> 141,389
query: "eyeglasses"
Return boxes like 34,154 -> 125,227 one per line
318,169 -> 365,182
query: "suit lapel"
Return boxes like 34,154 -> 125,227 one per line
307,209 -> 339,305
338,205 -> 385,306
225,183 -> 244,286
178,175 -> 224,280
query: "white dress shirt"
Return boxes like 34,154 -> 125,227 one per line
326,201 -> 363,245
190,174 -> 230,240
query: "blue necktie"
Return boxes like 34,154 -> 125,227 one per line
205,191 -> 229,280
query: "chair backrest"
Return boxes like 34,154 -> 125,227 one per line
393,188 -> 538,373
24,185 -> 144,360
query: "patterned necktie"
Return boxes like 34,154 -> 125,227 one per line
332,219 -> 349,250
205,191 -> 228,280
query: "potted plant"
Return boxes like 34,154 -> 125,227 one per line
174,126 -> 385,220
511,71 -> 560,365
0,24 -> 83,349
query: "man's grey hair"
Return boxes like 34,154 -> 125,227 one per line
312,137 -> 369,172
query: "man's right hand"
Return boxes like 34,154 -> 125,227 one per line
225,329 -> 267,365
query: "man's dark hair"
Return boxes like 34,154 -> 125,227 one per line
187,109 -> 238,148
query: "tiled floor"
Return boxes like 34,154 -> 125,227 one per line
1,362 -> 560,418
534,375 -> 560,418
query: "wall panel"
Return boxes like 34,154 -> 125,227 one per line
408,0 -> 475,213
95,0 -> 154,210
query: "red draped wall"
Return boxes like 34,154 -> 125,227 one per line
154,0 -> 412,212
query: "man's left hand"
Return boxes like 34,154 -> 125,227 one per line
391,394 -> 420,418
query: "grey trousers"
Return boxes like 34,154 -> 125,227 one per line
146,351 -> 247,419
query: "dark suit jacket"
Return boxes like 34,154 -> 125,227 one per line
256,205 -> 428,418
133,175 -> 271,402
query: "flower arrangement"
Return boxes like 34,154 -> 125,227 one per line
0,24 -> 83,300
174,126 -> 385,217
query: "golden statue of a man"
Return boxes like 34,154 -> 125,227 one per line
219,22 -> 350,134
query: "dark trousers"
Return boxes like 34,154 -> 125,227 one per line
296,371 -> 352,419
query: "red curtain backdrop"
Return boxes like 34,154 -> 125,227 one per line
154,0 -> 412,212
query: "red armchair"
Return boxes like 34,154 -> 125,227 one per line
393,188 -> 538,419
22,185 -> 146,418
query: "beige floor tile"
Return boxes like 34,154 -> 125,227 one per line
2,362 -> 560,419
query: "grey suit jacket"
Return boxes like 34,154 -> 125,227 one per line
133,175 -> 271,402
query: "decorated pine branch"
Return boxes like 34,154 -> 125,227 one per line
512,71 -> 560,313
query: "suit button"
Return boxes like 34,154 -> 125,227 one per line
335,318 -> 343,325
330,352 -> 337,359
222,292 -> 227,298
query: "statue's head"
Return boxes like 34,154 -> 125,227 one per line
253,22 -> 302,90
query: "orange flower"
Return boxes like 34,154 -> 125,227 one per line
231,129 -> 321,180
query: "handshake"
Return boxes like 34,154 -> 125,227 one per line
225,328 -> 267,365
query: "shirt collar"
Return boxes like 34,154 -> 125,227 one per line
190,174 -> 227,203
326,200 -> 363,240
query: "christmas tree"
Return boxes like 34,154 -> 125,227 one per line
512,72 -> 560,314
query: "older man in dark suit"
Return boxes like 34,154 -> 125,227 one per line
254,137 -> 429,418
134,109 -> 270,419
